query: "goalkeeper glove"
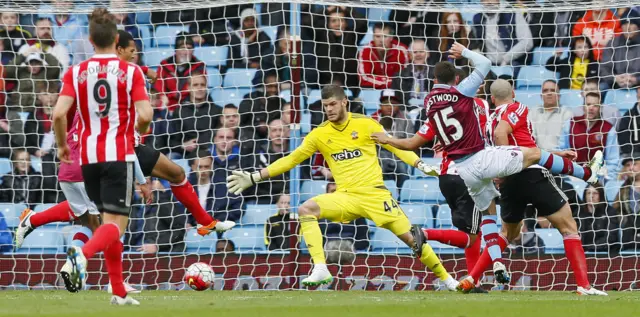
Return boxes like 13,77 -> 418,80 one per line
415,161 -> 440,177
227,170 -> 262,195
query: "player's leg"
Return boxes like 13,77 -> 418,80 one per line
520,147 -> 603,183
15,200 -> 76,248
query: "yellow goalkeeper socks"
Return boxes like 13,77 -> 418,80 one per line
420,243 -> 450,281
299,215 -> 326,265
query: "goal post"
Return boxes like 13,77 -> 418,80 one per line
0,0 -> 638,292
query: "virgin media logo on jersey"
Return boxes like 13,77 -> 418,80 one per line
331,149 -> 362,161
426,94 -> 459,107
77,64 -> 127,84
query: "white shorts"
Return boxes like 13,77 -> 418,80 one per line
60,182 -> 99,217
455,146 -> 524,211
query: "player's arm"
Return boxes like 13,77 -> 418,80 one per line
227,132 -> 318,195
493,121 -> 513,146
450,43 -> 491,98
132,67 -> 153,133
371,122 -> 438,176
52,69 -> 76,163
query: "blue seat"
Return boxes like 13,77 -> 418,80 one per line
135,10 -> 151,25
210,88 -> 251,107
400,178 -> 444,203
173,159 -> 191,175
223,68 -> 258,88
567,178 -> 588,201
144,48 -> 173,67
371,229 -> 411,254
408,98 -> 423,107
138,25 -> 152,51
384,180 -> 398,199
31,155 -> 42,172
194,46 -> 228,68
206,67 -> 223,88
401,204 -> 433,228
491,66 -> 514,78
0,158 -> 12,175
359,27 -> 373,46
185,228 -> 217,254
225,227 -> 266,252
34,204 -> 57,213
15,229 -> 64,254
559,89 -> 584,108
261,26 -> 279,46
280,90 -> 292,103
359,89 -> 382,112
435,205 -> 453,228
299,181 -> 328,203
1,203 -> 28,227
368,8 -> 391,23
516,66 -> 557,89
532,47 -> 567,66
604,180 -> 624,203
604,89 -> 637,112
154,25 -> 189,46
243,204 -> 276,225
300,112 -> 312,134
537,228 -> 564,254
428,240 -> 464,254
514,88 -> 543,108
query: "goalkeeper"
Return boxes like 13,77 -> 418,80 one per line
228,85 -> 459,289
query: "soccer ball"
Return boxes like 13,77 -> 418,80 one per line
184,262 -> 214,291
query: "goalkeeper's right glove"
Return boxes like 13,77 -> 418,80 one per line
415,161 -> 440,177
227,170 -> 262,195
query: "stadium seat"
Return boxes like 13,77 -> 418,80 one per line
0,158 -> 11,175
135,10 -> 151,25
300,112 -> 311,134
223,68 -> 258,88
359,89 -> 382,112
536,228 -> 564,254
173,159 -> 191,175
155,25 -> 189,46
194,46 -> 228,68
261,26 -> 279,46
514,88 -> 543,108
368,8 -> 391,23
567,178 -> 588,201
299,180 -> 328,203
604,180 -> 624,203
371,229 -> 412,254
210,88 -> 251,107
34,204 -> 57,213
434,205 -> 453,228
401,204 -> 433,228
604,89 -> 637,112
144,48 -> 173,67
408,98 -> 423,107
224,227 -> 266,252
139,25 -> 152,51
206,67 -> 223,88
428,240 -> 464,254
559,89 -> 584,108
491,66 -> 514,78
31,155 -> 42,172
384,180 -> 398,199
243,204 -> 276,226
359,27 -> 373,46
1,203 -> 28,227
185,228 -> 217,254
15,229 -> 64,254
280,90 -> 292,103
516,66 -> 557,89
532,46 -> 568,66
400,178 -> 444,203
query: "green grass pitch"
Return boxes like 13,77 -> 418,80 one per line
1,291 -> 638,317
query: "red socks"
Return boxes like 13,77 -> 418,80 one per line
563,234 -> 590,288
470,234 -> 508,282
423,229 -> 470,249
29,201 -> 76,228
465,234 -> 482,273
170,178 -> 216,226
104,240 -> 126,298
82,223 -> 120,259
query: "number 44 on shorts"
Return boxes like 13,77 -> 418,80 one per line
383,199 -> 399,213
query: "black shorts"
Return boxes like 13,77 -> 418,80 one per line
499,168 -> 568,224
135,144 -> 161,177
82,161 -> 134,216
439,174 -> 481,234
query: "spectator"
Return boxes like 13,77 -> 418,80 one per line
227,8 -> 273,69
529,80 -> 575,151
209,128 -> 246,230
390,0 -> 440,47
614,7 -> 640,27
506,218 -> 545,255
216,239 -> 236,253
576,183 -> 620,253
511,0 -> 557,47
617,88 -> 640,158
265,193 -> 291,250
252,119 -> 290,203
189,155 -> 214,213
170,73 -> 221,158
238,71 -> 286,140
358,22 -> 408,89
154,32 -> 206,111
313,9 -> 365,91
614,170 -> 640,250
190,5 -> 251,46
617,154 -> 640,182
0,149 -> 43,207
34,81 -> 58,157
572,6 -> 622,61
436,12 -> 472,65
138,180 -> 188,253
221,104 -> 240,130
0,12 -> 30,57
39,0 -> 92,64
17,18 -> 70,76
559,92 -> 619,181
391,39 -> 433,105
0,211 -> 11,253
545,36 -> 600,90
111,0 -> 142,49
144,88 -> 172,154
575,79 -> 620,125
371,89 -> 413,139
472,0 -> 533,67
4,50 -> 60,154
601,20 -> 640,90
0,35 -> 12,65
553,10 -> 587,47
263,26 -> 317,91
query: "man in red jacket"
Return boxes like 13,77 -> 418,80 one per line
572,8 -> 622,61
358,22 -> 408,89
154,32 -> 207,112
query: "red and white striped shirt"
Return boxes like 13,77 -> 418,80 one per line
60,54 -> 149,165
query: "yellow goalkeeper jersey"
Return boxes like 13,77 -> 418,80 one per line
267,113 -> 420,190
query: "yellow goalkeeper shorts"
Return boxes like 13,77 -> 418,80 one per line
311,187 -> 411,235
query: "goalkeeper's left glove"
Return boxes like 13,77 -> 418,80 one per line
227,170 -> 263,195
415,161 -> 440,177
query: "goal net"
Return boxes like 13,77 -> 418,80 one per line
0,0 -> 638,292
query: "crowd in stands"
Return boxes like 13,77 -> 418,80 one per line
0,1 -> 639,256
